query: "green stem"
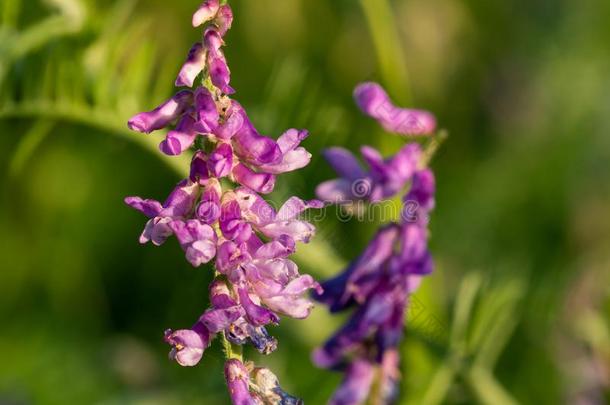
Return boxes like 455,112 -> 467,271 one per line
421,130 -> 449,167
220,331 -> 243,361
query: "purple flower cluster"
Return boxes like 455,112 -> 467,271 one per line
312,83 -> 437,405
124,1 -> 319,403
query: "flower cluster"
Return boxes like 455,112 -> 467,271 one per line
124,1 -> 320,403
312,82 -> 437,405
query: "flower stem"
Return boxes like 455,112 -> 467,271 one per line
221,331 -> 243,361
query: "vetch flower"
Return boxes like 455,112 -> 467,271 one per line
354,82 -> 436,135
125,180 -> 199,246
124,3 -> 320,403
313,82 -> 440,404
316,143 -> 421,203
127,90 -> 193,134
175,42 -> 206,88
164,322 -> 210,367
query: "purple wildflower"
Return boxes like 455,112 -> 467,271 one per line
354,82 -> 437,136
316,143 -> 422,203
313,82 -> 438,404
124,4 -> 317,404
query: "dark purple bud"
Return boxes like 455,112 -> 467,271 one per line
190,151 -> 210,184
246,325 -> 278,355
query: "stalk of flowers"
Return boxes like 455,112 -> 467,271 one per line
124,1 -> 320,403
312,82 -> 438,405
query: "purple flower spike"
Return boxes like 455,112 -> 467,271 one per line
354,82 -> 436,136
159,114 -> 198,156
169,219 -> 217,267
165,322 -> 210,367
126,4 -> 321,401
176,42 -> 206,87
224,359 -> 260,405
127,90 -> 192,133
315,83 -> 439,403
192,0 -> 220,27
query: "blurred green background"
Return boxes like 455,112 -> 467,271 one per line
1,0 -> 609,404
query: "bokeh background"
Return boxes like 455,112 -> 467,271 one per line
1,0 -> 610,404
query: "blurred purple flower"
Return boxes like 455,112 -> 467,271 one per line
314,82 -> 439,404
354,82 -> 436,136
317,143 -> 421,203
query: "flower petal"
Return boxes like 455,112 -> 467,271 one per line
128,90 -> 192,133
175,42 -> 206,87
164,323 -> 210,367
159,115 -> 198,156
354,82 -> 436,135
231,163 -> 276,194
192,0 -> 220,27
323,147 -> 366,180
